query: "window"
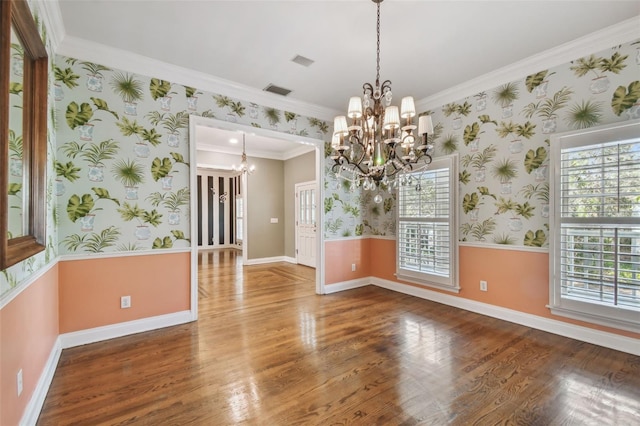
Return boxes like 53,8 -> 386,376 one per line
550,121 -> 640,331
397,155 -> 458,291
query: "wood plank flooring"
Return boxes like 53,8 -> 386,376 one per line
37,249 -> 640,425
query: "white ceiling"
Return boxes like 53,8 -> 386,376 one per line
53,0 -> 640,157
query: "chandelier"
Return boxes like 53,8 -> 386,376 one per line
331,0 -> 434,199
232,133 -> 255,175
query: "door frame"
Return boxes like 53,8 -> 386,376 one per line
188,115 -> 326,320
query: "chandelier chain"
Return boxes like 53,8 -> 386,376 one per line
375,0 -> 381,86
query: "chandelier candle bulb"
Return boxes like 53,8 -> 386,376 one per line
331,133 -> 340,150
334,116 -> 349,135
383,106 -> 400,130
400,96 -> 416,118
348,97 -> 363,118
418,115 -> 434,136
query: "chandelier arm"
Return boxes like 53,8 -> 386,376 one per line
352,145 -> 371,169
380,80 -> 392,96
333,153 -> 372,178
363,82 -> 374,98
418,153 -> 434,165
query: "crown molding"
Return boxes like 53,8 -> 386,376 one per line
416,15 -> 640,112
56,35 -> 340,122
32,0 -> 65,52
195,143 -> 314,161
36,2 -> 640,126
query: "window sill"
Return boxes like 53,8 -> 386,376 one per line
548,305 -> 640,334
395,273 -> 460,294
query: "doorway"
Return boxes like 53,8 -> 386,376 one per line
188,115 -> 326,320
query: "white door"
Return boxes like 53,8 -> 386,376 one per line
295,181 -> 316,268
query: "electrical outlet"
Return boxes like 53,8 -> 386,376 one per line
17,369 -> 23,396
121,295 -> 131,309
480,280 -> 488,292
351,263 -> 356,272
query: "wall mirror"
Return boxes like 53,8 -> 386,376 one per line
1,0 -> 48,269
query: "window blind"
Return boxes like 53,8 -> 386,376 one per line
551,121 -> 640,331
559,140 -> 640,310
397,155 -> 458,290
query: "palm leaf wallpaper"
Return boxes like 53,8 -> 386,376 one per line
1,48 -> 330,298
323,39 -> 640,247
51,55 -> 330,259
1,20 -> 638,299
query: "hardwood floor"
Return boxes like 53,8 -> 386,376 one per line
38,249 -> 640,425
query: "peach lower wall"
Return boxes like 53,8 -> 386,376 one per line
324,239 -> 371,284
327,238 -> 640,339
0,264 -> 59,426
58,252 -> 191,333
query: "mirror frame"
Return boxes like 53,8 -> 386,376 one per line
0,0 -> 48,269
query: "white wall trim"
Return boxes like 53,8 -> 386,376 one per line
283,256 -> 297,264
56,36 -> 339,122
58,248 -> 190,263
324,236 -> 370,242
0,260 -> 58,310
19,338 -> 62,426
189,116 -> 199,323
59,310 -> 193,349
198,244 -> 240,251
197,142 -> 315,162
324,278 -> 371,294
244,256 -> 288,266
458,242 -> 549,253
315,145 -> 325,296
366,235 -> 396,241
33,0 -> 65,52
416,16 -> 640,112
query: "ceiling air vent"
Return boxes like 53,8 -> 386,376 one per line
291,54 -> 314,67
264,84 -> 292,96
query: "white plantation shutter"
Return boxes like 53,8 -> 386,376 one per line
550,121 -> 640,331
397,155 -> 458,291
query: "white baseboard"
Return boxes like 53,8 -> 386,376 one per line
21,311 -> 193,425
20,338 -> 62,426
244,256 -> 287,265
59,310 -> 193,349
283,256 -> 297,264
326,276 -> 639,356
323,278 -> 371,294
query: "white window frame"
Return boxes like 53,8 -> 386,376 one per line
549,120 -> 640,332
396,154 -> 459,292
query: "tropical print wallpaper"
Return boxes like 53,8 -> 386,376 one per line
2,45 -> 330,299
1,7 -> 58,299
52,55 -> 330,257
2,22 -> 637,299
323,38 -> 640,248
